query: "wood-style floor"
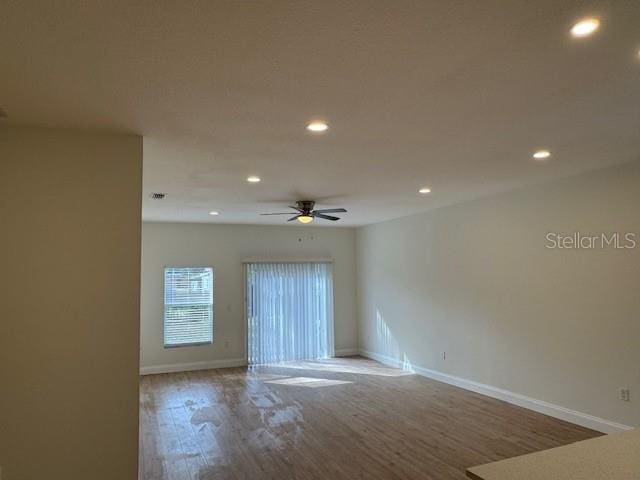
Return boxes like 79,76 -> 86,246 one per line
139,357 -> 600,480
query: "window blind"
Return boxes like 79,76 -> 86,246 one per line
164,267 -> 214,347
246,262 -> 334,365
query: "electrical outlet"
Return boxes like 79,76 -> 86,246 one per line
224,340 -> 229,348
619,387 -> 631,402
441,351 -> 446,361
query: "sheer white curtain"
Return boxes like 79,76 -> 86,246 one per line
246,262 -> 334,365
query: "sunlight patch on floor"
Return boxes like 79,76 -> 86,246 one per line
272,359 -> 414,377
265,376 -> 353,388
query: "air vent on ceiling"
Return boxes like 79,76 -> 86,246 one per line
150,192 -> 166,200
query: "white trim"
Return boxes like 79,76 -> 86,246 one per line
334,348 -> 359,357
359,349 -> 633,434
241,257 -> 333,264
243,263 -> 248,366
140,358 -> 246,375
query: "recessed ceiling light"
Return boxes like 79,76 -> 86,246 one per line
533,150 -> 551,160
208,211 -> 219,216
419,187 -> 431,194
571,18 -> 600,38
247,176 -> 261,183
306,121 -> 329,133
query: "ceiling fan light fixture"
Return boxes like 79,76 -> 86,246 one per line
297,215 -> 314,224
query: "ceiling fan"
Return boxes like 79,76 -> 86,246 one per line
260,200 -> 347,224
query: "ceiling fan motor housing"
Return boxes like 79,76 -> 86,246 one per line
296,200 -> 315,213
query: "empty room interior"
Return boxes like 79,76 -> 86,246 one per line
2,2 -> 640,479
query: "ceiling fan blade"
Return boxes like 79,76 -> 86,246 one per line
260,212 -> 297,215
313,208 -> 347,214
287,215 -> 300,222
314,213 -> 340,221
288,205 -> 304,212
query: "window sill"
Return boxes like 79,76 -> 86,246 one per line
164,341 -> 213,349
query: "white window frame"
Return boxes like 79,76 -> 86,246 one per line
163,266 -> 214,348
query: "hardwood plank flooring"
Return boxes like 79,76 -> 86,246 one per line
139,357 -> 600,480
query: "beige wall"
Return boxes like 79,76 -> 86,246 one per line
140,222 -> 357,370
357,162 -> 640,429
0,127 -> 142,479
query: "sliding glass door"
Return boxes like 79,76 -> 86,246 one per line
246,262 -> 334,365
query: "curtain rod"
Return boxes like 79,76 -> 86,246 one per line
241,257 -> 333,264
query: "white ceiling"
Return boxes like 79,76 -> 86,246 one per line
1,1 -> 639,226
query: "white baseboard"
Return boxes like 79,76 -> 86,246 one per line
142,351 -> 360,375
359,349 -> 632,434
140,357 -> 246,375
334,348 -> 360,357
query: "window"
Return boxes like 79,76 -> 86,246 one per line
164,267 -> 214,347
